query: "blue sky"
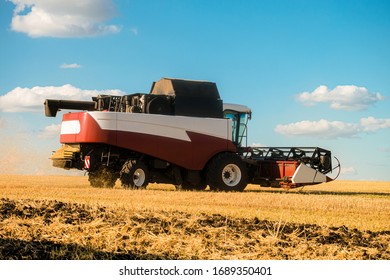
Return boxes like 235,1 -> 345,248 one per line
0,0 -> 389,180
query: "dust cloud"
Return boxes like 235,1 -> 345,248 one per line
0,126 -> 81,176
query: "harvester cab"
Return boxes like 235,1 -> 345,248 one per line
223,103 -> 252,147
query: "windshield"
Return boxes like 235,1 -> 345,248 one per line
224,112 -> 249,146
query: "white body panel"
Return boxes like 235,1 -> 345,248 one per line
60,120 -> 80,135
292,163 -> 327,184
86,112 -> 233,142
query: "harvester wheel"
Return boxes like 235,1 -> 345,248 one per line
207,153 -> 248,192
88,166 -> 118,188
120,160 -> 150,189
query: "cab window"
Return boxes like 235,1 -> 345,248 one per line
224,111 -> 248,146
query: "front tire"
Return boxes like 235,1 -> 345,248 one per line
207,153 -> 248,192
120,160 -> 150,189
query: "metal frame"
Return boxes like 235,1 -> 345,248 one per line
242,146 -> 333,174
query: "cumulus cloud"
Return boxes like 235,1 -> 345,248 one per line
360,117 -> 390,132
275,117 -> 390,139
275,119 -> 360,139
38,123 -> 61,138
250,142 -> 267,147
0,84 -> 125,112
9,0 -> 120,38
297,85 -> 384,111
341,166 -> 357,175
60,63 -> 82,69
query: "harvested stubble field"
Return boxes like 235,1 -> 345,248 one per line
0,174 -> 389,260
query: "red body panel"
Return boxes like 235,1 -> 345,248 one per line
61,112 -> 116,144
257,160 -> 299,180
60,112 -> 236,170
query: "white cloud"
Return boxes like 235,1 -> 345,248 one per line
9,0 -> 120,38
60,63 -> 82,69
275,117 -> 390,139
0,84 -> 125,112
341,166 -> 357,175
275,119 -> 360,139
38,123 -> 61,138
360,117 -> 390,132
296,85 -> 384,111
250,142 -> 267,147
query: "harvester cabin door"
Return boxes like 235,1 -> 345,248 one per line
224,112 -> 248,147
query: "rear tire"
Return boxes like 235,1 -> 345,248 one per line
207,153 -> 248,192
120,160 -> 150,189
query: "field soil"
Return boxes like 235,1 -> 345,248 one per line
0,175 -> 389,260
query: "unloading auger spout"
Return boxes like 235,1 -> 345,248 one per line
44,99 -> 96,117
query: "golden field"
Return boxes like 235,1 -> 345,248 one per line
0,174 -> 389,260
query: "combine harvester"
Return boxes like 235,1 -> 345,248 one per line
44,78 -> 339,191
